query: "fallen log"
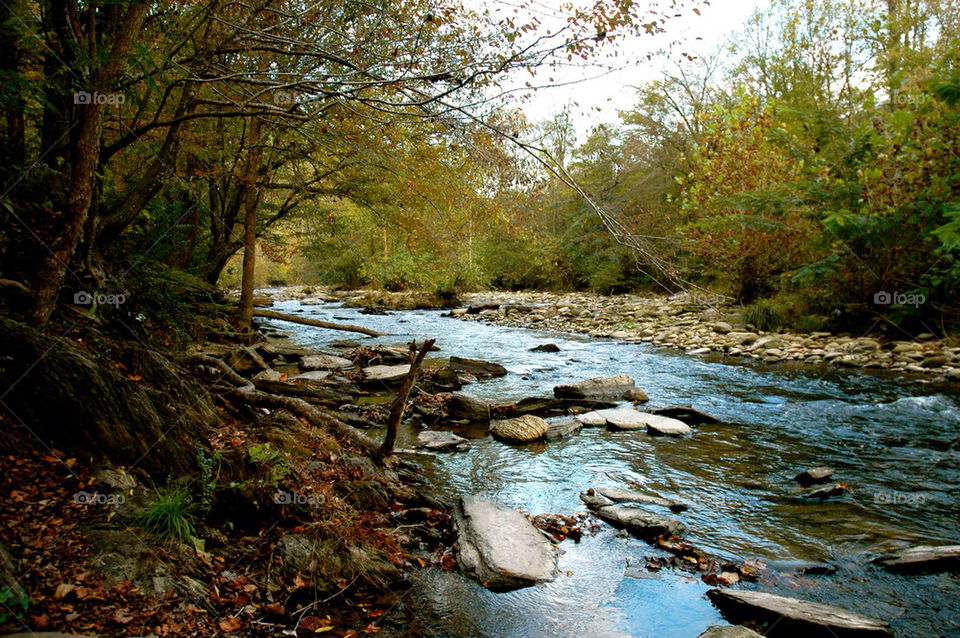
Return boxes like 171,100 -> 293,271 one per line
253,309 -> 387,337
183,353 -> 380,454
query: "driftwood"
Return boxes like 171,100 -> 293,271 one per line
182,353 -> 380,453
253,309 -> 386,337
378,339 -> 435,459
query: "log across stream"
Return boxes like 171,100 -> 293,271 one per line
256,294 -> 960,638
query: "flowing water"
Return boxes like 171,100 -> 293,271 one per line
262,297 -> 960,637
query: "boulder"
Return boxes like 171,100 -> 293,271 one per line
416,430 -> 470,452
491,415 -> 548,444
597,408 -> 650,431
224,346 -> 269,376
362,364 -> 411,384
553,374 -> 639,400
449,356 -> 508,378
872,544 -> 960,574
595,505 -> 685,540
580,491 -> 615,508
544,418 -> 582,440
698,626 -> 764,638
252,368 -> 286,382
290,370 -> 331,382
300,353 -> 354,371
803,483 -> 847,500
530,343 -> 560,353
453,496 -> 557,591
650,404 -> 720,425
595,487 -> 687,512
706,589 -> 892,637
447,393 -> 491,422
794,466 -> 835,486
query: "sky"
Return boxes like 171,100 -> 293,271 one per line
481,0 -> 768,132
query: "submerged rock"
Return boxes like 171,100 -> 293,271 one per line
794,466 -> 835,486
544,418 -> 582,440
416,430 -> 470,452
595,487 -> 687,512
530,343 -> 560,352
706,589 -> 891,637
872,544 -> 960,574
594,504 -> 685,540
449,356 -> 508,378
453,496 -> 557,591
803,483 -> 848,500
650,404 -> 720,425
491,415 -> 549,443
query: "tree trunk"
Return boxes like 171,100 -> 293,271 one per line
28,2 -> 149,325
237,116 -> 263,330
252,309 -> 387,337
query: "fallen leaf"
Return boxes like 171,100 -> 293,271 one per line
54,582 -> 76,599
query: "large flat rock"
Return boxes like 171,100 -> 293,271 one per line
416,430 -> 470,452
554,374 -> 642,400
595,504 -> 685,540
706,589 -> 892,637
872,544 -> 960,574
362,364 -> 410,383
575,409 -> 692,436
447,393 -> 490,422
449,356 -> 507,378
453,496 -> 557,591
300,353 -> 354,371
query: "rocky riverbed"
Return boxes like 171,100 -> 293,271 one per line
446,290 -> 960,381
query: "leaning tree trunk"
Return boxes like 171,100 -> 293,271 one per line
237,115 -> 263,331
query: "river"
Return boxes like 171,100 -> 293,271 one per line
262,297 -> 960,637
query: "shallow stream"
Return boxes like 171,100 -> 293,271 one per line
263,297 -> 960,637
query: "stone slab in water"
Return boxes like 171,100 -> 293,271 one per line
416,430 -> 470,452
300,353 -> 354,370
596,487 -> 687,512
706,589 -> 892,637
554,374 -> 638,399
544,418 -> 582,440
449,355 -> 507,378
595,504 -> 685,540
362,364 -> 410,383
697,626 -> 764,638
581,409 -> 692,435
872,544 -> 960,574
491,415 -> 548,443
453,495 -> 557,591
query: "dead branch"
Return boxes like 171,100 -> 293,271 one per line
377,339 -> 435,460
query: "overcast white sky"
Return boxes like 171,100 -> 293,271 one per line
482,0 -> 768,132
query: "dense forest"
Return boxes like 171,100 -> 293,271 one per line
1,0 -> 959,637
